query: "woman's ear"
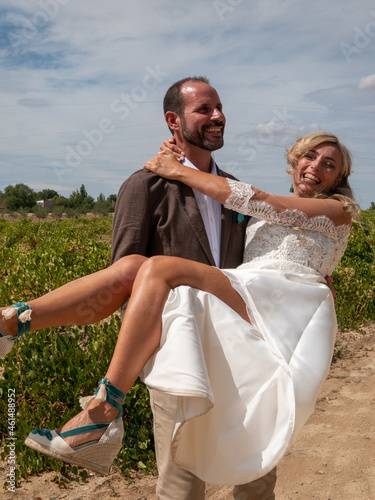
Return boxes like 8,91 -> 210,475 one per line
333,175 -> 343,188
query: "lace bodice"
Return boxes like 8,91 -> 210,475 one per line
224,179 -> 351,281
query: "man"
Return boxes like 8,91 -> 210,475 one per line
111,76 -> 276,500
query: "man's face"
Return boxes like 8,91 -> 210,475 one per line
179,82 -> 225,151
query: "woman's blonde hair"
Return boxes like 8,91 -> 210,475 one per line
286,132 -> 360,218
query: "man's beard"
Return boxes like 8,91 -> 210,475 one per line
180,117 -> 224,151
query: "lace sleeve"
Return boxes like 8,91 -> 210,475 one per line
224,179 -> 256,215
224,179 -> 351,243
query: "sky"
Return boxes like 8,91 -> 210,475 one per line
0,0 -> 374,208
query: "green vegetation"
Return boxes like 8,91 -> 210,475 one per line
0,183 -> 117,217
333,209 -> 375,328
0,211 -> 374,488
0,217 -> 155,487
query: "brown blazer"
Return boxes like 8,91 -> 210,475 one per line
111,167 -> 247,269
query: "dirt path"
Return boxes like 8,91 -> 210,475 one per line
2,324 -> 374,499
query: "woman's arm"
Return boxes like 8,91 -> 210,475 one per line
144,151 -> 231,203
144,152 -> 351,227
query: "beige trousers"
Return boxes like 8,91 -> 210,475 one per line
150,389 -> 277,500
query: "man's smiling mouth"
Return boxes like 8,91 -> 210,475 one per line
205,127 -> 222,134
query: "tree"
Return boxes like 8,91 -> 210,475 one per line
107,194 -> 117,203
69,184 -> 94,209
369,202 -> 375,210
82,195 -> 95,210
94,193 -> 117,214
79,184 -> 88,199
3,184 -> 37,211
54,195 -> 69,207
36,189 -> 59,200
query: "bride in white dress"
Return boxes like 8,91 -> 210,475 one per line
0,132 -> 359,483
139,133 -> 358,484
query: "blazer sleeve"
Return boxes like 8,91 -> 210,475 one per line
111,171 -> 152,264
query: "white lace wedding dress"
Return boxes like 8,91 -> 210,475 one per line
142,180 -> 351,485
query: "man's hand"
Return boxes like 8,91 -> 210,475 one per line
325,276 -> 336,302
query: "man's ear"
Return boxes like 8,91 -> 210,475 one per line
165,111 -> 179,132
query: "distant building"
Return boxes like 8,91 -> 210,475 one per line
37,200 -> 55,209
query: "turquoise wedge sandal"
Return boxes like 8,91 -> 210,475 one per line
0,302 -> 32,358
25,378 -> 126,475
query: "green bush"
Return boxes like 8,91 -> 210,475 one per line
31,205 -> 49,219
334,209 -> 375,329
51,206 -> 64,218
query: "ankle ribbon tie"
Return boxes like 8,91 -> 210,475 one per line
31,378 -> 127,443
1,302 -> 32,340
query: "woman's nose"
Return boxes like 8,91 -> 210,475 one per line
310,158 -> 322,170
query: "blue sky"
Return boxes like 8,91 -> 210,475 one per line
0,0 -> 374,208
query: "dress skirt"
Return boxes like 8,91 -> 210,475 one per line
141,268 -> 337,485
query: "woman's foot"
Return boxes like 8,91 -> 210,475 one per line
0,303 -> 33,358
25,378 -> 126,475
57,399 -> 120,448
0,303 -> 32,358
0,307 -> 18,337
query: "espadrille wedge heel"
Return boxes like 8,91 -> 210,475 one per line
25,378 -> 126,475
0,302 -> 32,358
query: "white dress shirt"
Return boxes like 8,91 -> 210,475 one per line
183,157 -> 222,267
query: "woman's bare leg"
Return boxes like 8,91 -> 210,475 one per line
0,255 -> 147,336
60,255 -> 249,447
105,255 -> 249,390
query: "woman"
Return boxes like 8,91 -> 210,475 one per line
1,132 -> 358,483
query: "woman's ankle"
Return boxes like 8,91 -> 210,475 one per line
0,308 -> 17,337
86,399 -> 120,423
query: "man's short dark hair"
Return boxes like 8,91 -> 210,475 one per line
163,76 -> 210,117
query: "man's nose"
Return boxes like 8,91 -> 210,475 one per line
211,108 -> 224,122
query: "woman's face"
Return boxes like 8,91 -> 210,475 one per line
292,143 -> 342,197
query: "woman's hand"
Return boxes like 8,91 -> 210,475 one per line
160,137 -> 185,161
144,145 -> 231,204
143,150 -> 186,180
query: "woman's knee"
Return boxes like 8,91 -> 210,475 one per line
137,256 -> 175,282
114,254 -> 148,281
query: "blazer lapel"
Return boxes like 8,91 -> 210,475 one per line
217,167 -> 236,267
167,180 -> 216,266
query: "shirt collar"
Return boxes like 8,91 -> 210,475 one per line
182,157 -> 217,176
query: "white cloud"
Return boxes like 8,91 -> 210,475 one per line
358,74 -> 375,90
0,0 -> 374,208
